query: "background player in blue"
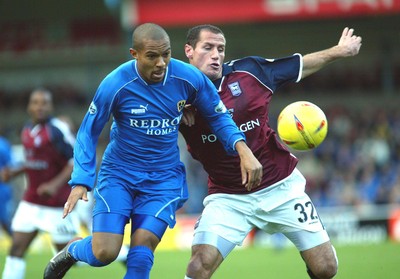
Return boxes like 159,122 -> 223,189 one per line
0,133 -> 13,237
180,25 -> 361,279
43,23 -> 262,279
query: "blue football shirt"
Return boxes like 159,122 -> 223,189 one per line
70,58 -> 245,190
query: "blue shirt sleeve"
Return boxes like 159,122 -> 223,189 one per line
192,71 -> 245,155
0,137 -> 12,168
69,81 -> 114,190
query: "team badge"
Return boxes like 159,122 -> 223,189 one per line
34,136 -> 42,147
88,102 -> 97,114
177,100 -> 186,112
215,100 -> 227,113
228,81 -> 242,96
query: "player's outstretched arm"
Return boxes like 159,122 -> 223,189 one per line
63,185 -> 88,218
37,163 -> 74,198
302,27 -> 362,78
235,140 -> 263,191
0,166 -> 25,182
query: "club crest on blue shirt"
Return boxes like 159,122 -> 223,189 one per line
215,100 -> 227,113
228,81 -> 242,96
177,100 -> 186,112
89,102 -> 97,114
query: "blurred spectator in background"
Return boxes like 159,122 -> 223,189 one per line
305,106 -> 400,207
1,88 -> 80,279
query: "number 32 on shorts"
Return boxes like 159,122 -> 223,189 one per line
294,201 -> 319,223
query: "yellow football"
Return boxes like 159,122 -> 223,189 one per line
277,101 -> 328,151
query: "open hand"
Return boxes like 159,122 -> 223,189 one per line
337,27 -> 362,57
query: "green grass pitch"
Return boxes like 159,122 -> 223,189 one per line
1,242 -> 399,278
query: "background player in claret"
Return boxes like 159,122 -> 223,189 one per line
180,25 -> 362,279
43,23 -> 262,279
0,88 -> 80,279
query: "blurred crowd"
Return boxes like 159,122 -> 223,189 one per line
301,105 -> 400,208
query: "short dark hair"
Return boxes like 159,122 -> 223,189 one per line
132,23 -> 170,50
186,24 -> 224,48
30,87 -> 53,101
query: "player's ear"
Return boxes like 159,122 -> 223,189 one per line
184,44 -> 193,59
130,48 -> 138,59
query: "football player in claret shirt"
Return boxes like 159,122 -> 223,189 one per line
43,23 -> 262,279
1,88 -> 79,279
180,25 -> 361,279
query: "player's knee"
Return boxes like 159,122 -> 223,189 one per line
9,243 -> 26,258
186,252 -> 215,278
186,256 -> 203,274
324,257 -> 338,278
92,246 -> 119,264
315,267 -> 337,279
308,259 -> 338,279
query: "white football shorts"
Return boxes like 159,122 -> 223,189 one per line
11,200 -> 80,244
193,168 -> 330,257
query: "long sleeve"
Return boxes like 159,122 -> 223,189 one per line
69,87 -> 113,190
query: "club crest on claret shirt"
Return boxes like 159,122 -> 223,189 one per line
34,136 -> 42,147
228,81 -> 242,96
177,100 -> 186,112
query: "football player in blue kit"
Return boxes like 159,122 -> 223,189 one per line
0,135 -> 13,237
43,23 -> 262,279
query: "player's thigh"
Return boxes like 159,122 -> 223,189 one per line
192,194 -> 254,259
131,214 -> 168,241
94,174 -> 134,219
40,206 -> 79,244
300,241 -> 335,262
9,231 -> 39,257
257,188 -> 330,251
266,195 -> 328,241
132,165 -> 188,229
12,200 -> 79,244
10,201 -> 37,233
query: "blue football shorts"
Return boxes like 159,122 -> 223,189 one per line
92,162 -> 188,234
